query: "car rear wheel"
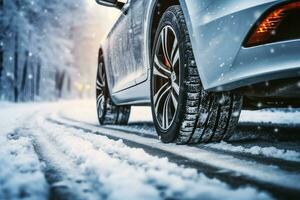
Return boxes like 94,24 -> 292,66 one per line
96,55 -> 131,125
150,5 -> 243,144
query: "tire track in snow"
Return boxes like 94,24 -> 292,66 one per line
37,116 -> 272,200
200,146 -> 300,173
32,141 -> 101,200
0,128 -> 49,200
60,115 -> 300,172
26,123 -> 104,200
48,116 -> 300,200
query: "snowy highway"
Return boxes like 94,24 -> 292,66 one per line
1,100 -> 300,200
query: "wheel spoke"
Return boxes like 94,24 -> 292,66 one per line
153,66 -> 169,79
171,91 -> 178,110
154,84 -> 171,114
172,81 -> 180,95
172,48 -> 179,66
153,82 -> 169,104
96,94 -> 103,107
97,63 -> 106,88
96,80 -> 103,89
162,93 -> 171,129
160,27 -> 172,66
170,37 -> 178,61
154,55 -> 171,76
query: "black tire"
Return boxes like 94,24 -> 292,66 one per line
96,54 -> 131,125
150,5 -> 243,144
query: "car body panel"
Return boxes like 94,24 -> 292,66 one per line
104,0 -> 147,94
99,0 -> 300,106
221,39 -> 300,91
179,0 -> 299,91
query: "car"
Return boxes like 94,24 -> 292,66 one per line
95,0 -> 300,144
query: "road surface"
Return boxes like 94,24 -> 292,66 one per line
0,100 -> 300,200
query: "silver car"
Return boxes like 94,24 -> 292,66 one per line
95,0 -> 300,144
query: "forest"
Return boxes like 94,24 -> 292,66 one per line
0,0 -> 92,102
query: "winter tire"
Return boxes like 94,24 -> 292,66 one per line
96,54 -> 131,125
150,5 -> 243,144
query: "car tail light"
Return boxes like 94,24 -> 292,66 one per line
245,1 -> 300,47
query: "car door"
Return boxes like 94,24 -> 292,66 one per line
128,0 -> 147,84
106,0 -> 146,93
106,1 -> 132,93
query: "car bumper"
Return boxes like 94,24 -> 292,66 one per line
181,0 -> 300,91
210,39 -> 300,91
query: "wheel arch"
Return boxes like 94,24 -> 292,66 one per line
147,0 -> 205,85
148,0 -> 180,58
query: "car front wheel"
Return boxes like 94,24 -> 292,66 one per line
150,5 -> 243,144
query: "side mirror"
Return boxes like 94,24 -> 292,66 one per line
95,0 -> 125,10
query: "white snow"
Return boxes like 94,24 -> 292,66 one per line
205,141 -> 300,162
0,103 -> 49,200
31,115 -> 271,200
58,100 -> 300,163
0,136 -> 48,200
1,99 -> 300,199
0,100 -> 278,200
240,109 -> 300,124
55,112 -> 300,191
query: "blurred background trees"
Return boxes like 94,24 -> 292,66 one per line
0,0 -> 119,102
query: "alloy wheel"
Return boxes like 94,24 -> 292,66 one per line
96,62 -> 106,119
152,25 -> 180,130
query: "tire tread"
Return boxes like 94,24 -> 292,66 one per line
162,6 -> 242,144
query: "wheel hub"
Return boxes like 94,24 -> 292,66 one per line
171,72 -> 176,83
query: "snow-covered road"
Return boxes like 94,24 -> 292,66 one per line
1,100 -> 300,200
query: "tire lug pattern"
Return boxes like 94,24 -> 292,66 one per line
152,5 -> 243,144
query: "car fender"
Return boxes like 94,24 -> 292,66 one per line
178,0 -> 281,90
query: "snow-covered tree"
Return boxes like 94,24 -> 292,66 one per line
0,0 -> 88,101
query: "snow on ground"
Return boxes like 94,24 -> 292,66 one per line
59,99 -> 300,160
0,103 -> 49,200
205,141 -> 300,162
240,109 -> 300,124
0,134 -> 49,200
0,100 -> 275,200
1,99 -> 300,199
56,114 -> 300,191
31,115 -> 271,200
58,99 -> 300,125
